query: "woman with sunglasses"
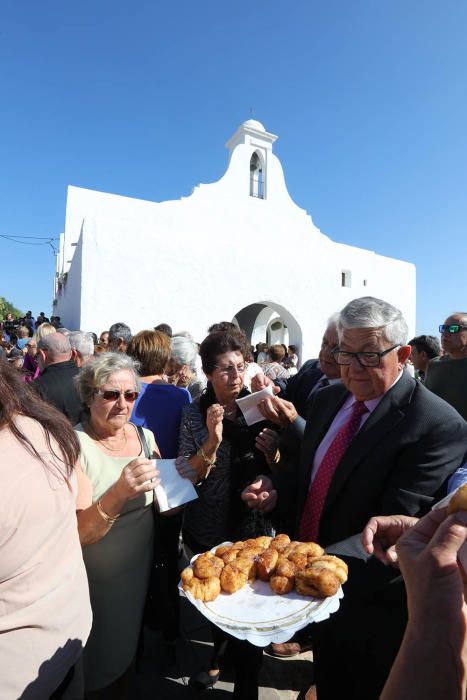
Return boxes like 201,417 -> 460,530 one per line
74,352 -> 161,699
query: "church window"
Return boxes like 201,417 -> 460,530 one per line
341,270 -> 352,287
250,152 -> 265,199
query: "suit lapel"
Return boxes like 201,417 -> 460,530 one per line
322,372 -> 416,515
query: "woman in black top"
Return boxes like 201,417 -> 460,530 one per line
177,330 -> 281,699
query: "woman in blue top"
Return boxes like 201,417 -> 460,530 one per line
128,330 -> 191,642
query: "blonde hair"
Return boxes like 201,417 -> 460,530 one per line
34,323 -> 57,342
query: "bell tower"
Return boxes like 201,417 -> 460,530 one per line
225,120 -> 278,200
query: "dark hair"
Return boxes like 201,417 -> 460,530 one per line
109,322 -> 132,344
200,330 -> 249,374
154,323 -> 173,338
127,330 -> 171,375
408,335 -> 441,359
268,344 -> 286,362
0,360 -> 80,475
208,321 -> 237,333
288,345 -> 297,354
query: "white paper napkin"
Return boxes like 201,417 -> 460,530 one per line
152,459 -> 198,512
235,385 -> 274,426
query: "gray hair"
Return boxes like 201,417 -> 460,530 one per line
69,331 -> 94,358
75,352 -> 141,406
37,333 -> 72,361
338,296 -> 408,345
171,335 -> 198,370
326,312 -> 340,329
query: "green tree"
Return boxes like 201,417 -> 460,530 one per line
0,296 -> 23,320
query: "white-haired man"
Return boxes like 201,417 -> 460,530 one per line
243,296 -> 467,700
34,333 -> 82,425
69,331 -> 95,368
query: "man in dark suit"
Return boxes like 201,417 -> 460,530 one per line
253,314 -> 342,419
244,296 -> 467,700
34,333 -> 82,425
276,313 -> 342,418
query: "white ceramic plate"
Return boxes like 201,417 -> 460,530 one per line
178,543 -> 344,647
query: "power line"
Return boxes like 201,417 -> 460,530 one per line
0,233 -> 59,253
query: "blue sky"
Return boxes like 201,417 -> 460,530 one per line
1,1 -> 466,335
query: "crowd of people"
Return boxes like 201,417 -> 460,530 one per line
1,301 -> 467,700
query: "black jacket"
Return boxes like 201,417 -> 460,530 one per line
34,360 -> 82,425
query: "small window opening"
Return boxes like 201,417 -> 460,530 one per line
250,152 -> 264,199
341,270 -> 352,288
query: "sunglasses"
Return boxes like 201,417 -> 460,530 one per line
95,389 -> 139,402
439,324 -> 467,334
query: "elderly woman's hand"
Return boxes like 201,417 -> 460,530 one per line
114,457 -> 160,502
206,403 -> 224,445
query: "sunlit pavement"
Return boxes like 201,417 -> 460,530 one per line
136,596 -> 315,699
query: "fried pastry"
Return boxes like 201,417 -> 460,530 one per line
295,568 -> 340,598
219,548 -> 240,564
193,552 -> 224,579
270,574 -> 294,595
255,536 -> 273,549
270,534 -> 291,552
309,555 -> 348,584
220,565 -> 248,593
234,556 -> 257,581
448,483 -> 467,514
256,548 -> 279,581
181,567 -> 221,601
275,556 -> 296,578
215,544 -> 233,558
287,552 -> 308,570
294,542 -> 324,558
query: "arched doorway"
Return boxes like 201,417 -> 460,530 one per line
232,301 -> 302,356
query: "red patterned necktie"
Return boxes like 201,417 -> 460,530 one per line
298,400 -> 369,542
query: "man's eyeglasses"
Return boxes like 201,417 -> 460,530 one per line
214,363 -> 246,376
332,345 -> 400,368
439,324 -> 467,334
95,389 -> 139,402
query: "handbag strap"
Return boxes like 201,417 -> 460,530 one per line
137,425 -> 152,458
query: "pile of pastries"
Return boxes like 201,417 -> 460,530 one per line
181,533 -> 348,602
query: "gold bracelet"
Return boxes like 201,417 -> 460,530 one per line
96,499 -> 120,525
197,446 -> 216,469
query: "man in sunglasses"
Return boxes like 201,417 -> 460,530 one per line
424,312 -> 467,419
244,296 -> 467,700
34,333 -> 83,425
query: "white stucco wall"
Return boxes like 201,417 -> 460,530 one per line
55,120 -> 416,358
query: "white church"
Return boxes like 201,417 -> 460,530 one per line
54,120 -> 415,358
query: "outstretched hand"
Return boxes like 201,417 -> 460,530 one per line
250,372 -> 280,395
362,514 -> 419,566
242,475 -> 277,513
397,507 -> 467,626
257,396 -> 297,428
